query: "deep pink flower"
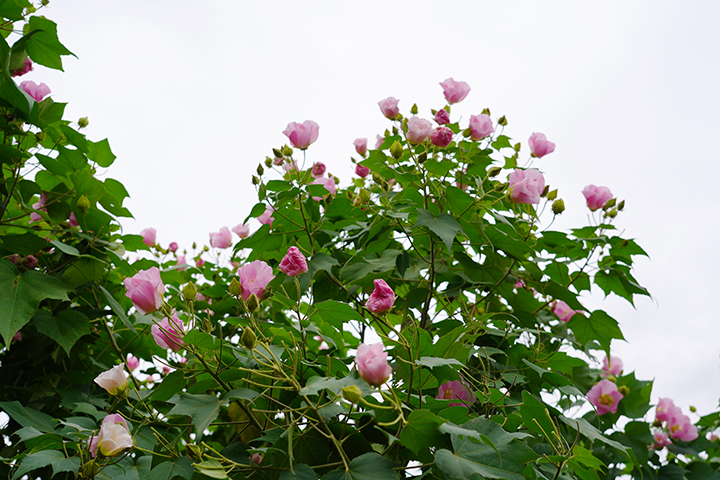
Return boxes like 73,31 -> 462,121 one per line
378,97 -> 400,119
375,134 -> 384,150
196,257 -> 205,268
356,343 -> 392,386
20,81 -> 50,102
152,314 -> 185,352
508,168 -> 545,204
601,355 -> 623,377
469,114 -> 494,141
140,228 -> 157,248
667,411 -> 698,442
656,398 -> 677,423
587,379 -> 623,415
582,185 -> 613,211
68,212 -> 79,227
232,224 -> 250,239
406,117 -> 433,144
168,242 -> 178,253
365,279 -> 396,313
528,132 -> 556,158
279,246 -> 308,277
257,205 -> 274,227
123,267 -> 165,315
209,227 -> 232,249
355,164 -> 370,178
551,300 -> 576,323
312,162 -> 326,178
126,354 -> 140,371
11,57 -> 33,77
312,176 -> 336,200
430,126 -> 453,147
434,109 -> 450,125
237,260 -> 275,301
283,120 -> 319,150
436,380 -> 476,407
653,431 -> 672,449
353,138 -> 368,156
440,78 -> 471,104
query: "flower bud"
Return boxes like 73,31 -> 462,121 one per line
410,103 -> 419,115
552,199 -> 565,215
252,176 -> 260,185
418,152 -> 427,164
617,200 -> 625,211
41,0 -> 50,5
462,127 -> 472,138
390,141 -> 403,160
77,194 -> 91,212
384,129 -> 391,137
547,189 -> 558,201
182,282 -> 198,302
513,143 -> 521,152
342,384 -> 363,404
498,115 -> 507,126
186,444 -> 203,461
481,108 -> 491,116
35,131 -> 46,142
264,157 -> 273,168
257,164 -> 264,176
260,288 -> 273,302
494,182 -> 507,192
246,293 -> 259,313
78,117 -> 89,128
605,208 -> 618,218
272,148 -> 283,158
690,405 -> 697,413
241,327 -> 257,349
541,185 -> 550,197
371,172 -> 382,184
229,278 -> 243,297
202,316 -> 214,334
282,145 -> 294,156
603,198 -> 616,210
358,189 -> 371,204
618,385 -> 630,396
488,166 -> 502,177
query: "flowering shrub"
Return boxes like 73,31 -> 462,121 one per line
1,6 -> 719,480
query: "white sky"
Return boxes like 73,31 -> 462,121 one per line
26,1 -> 720,416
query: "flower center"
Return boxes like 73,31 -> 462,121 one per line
598,394 -> 613,406
443,389 -> 453,399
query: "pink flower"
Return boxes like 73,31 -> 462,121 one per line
123,267 -> 165,315
90,414 -> 133,458
653,431 -> 672,449
311,176 -> 336,200
587,379 -> 623,415
257,205 -> 274,227
94,365 -> 128,396
19,80 -> 50,102
365,279 -> 396,313
440,78 -> 471,104
311,162 -> 326,178
406,117 -> 433,144
23,255 -> 37,270
551,300 -> 576,323
29,193 -> 47,224
355,164 -> 370,178
279,246 -> 308,277
582,185 -> 613,211
436,380 -> 476,407
353,138 -> 368,156
168,242 -> 178,253
152,314 -> 185,352
196,257 -> 205,268
434,109 -> 450,125
528,132 -> 556,158
140,228 -> 157,248
508,168 -> 545,204
375,134 -> 384,150
430,126 -> 453,147
356,343 -> 392,386
283,159 -> 299,173
232,224 -> 250,239
68,212 -> 79,227
667,410 -> 698,442
11,331 -> 22,342
469,114 -> 494,141
378,97 -> 400,119
126,354 -> 140,371
272,157 -> 284,166
601,355 -> 623,377
251,453 -> 262,465
237,260 -> 275,301
283,120 -> 319,150
514,280 -> 526,289
176,255 -> 187,270
656,398 -> 677,423
11,58 -> 33,77
209,227 -> 232,249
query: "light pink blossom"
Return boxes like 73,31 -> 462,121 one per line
514,280 -> 526,289
279,246 -> 308,277
29,193 -> 48,224
378,97 -> 400,119
551,300 -> 576,323
355,164 -> 370,178
440,78 -> 471,104
353,138 -> 368,156
601,355 -> 623,377
587,379 -> 623,415
168,242 -> 178,253
90,414 -> 133,458
311,176 -> 336,200
356,343 -> 392,386
667,410 -> 698,442
94,365 -> 128,396
653,431 -> 672,449
528,132 -> 556,158
237,260 -> 275,301
406,117 -> 433,144
365,279 -> 396,313
436,380 -> 476,407
508,168 -> 545,204
283,159 -> 299,173
126,354 -> 140,371
176,255 -> 187,271
311,162 -> 326,178
582,185 -> 613,211
430,126 -> 453,147
232,224 -> 250,239
272,157 -> 284,166
257,205 -> 274,227
123,267 -> 165,315
152,314 -> 185,352
283,120 -> 319,150
209,227 -> 232,249
140,228 -> 157,248
469,114 -> 494,141
375,134 -> 384,150
656,398 -> 677,423
20,80 -> 50,102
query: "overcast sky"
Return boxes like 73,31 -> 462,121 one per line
27,1 -> 720,416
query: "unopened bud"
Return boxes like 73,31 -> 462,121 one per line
192,242 -> 197,250
410,103 -> 418,115
282,145 -> 294,156
77,194 -> 91,212
372,172 -> 383,184
260,288 -> 272,302
498,116 -> 507,126
257,164 -> 264,176
203,245 -> 209,252
462,127 -> 472,138
202,316 -> 213,334
481,108 -> 491,116
541,185 -> 550,197
552,199 -> 565,215
241,326 -> 257,349
41,0 -> 50,5
513,143 -> 521,152
390,141 -> 403,160
547,189 -> 558,201
617,200 -> 625,211
418,152 -> 427,164
182,282 -> 198,301
358,189 -> 371,204
603,198 -> 616,209
653,418 -> 662,428
246,293 -> 259,313
229,278 -> 243,297
272,148 -> 283,158
264,157 -> 273,167
488,166 -> 502,177
618,385 -> 630,396
186,444 -> 203,461
342,384 -> 363,404
384,129 -> 391,137
494,182 -> 507,192
252,176 -> 260,185
258,183 -> 266,200
690,405 -> 697,413
605,208 -> 617,218
35,131 -> 46,142
78,117 -> 89,128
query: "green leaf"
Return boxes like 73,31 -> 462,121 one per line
222,388 -> 259,402
416,357 -> 463,368
280,464 -> 318,480
167,394 -> 220,435
416,209 -> 463,254
25,16 -> 74,70
558,416 -> 629,453
521,392 -> 558,445
50,239 -> 80,256
686,462 -> 720,480
147,456 -> 194,480
400,409 -> 447,454
88,138 -> 116,167
33,309 -> 90,355
11,450 -> 65,480
97,284 -> 135,333
0,232 -> 51,255
97,456 -> 152,480
0,400 -> 56,432
309,253 -> 338,277
148,370 -> 187,403
321,452 -> 397,480
193,459 -> 228,479
313,300 -> 365,330
0,260 -> 71,345
658,464 -> 687,480
51,456 -> 81,477
568,310 -> 624,352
